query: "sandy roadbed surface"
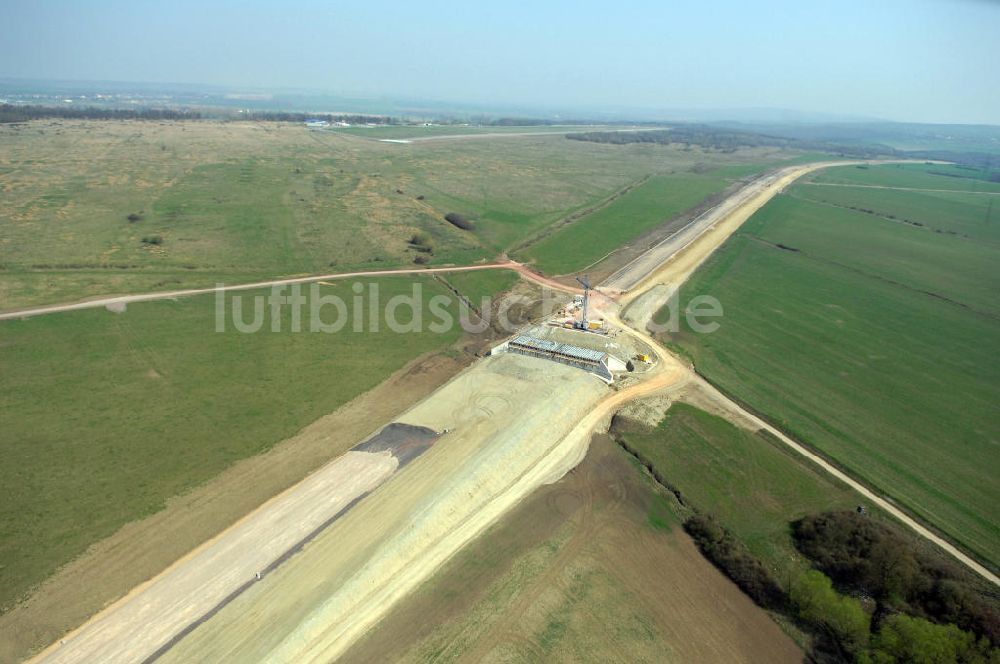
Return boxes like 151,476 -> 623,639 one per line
604,161 -> 862,295
156,354 -> 612,662
31,451 -> 399,664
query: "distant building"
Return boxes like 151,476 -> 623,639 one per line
305,120 -> 329,128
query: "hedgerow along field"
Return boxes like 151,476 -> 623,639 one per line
655,164 -> 1000,569
0,274 -> 515,614
0,119 -> 809,309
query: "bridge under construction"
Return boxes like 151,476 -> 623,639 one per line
490,334 -> 625,383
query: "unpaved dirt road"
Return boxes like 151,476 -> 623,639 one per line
0,262 -> 517,321
688,375 -> 1000,588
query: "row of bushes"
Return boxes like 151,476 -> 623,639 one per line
0,104 -> 202,123
566,125 -> 893,158
684,514 -> 788,610
0,104 -> 400,125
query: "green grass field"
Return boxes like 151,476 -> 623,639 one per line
0,120 -> 809,308
619,403 -> 859,573
520,172 -> 732,275
0,276 -> 478,611
519,161 -> 825,276
441,268 -> 521,307
750,194 -> 997,315
794,179 -> 1000,244
655,164 -> 1000,568
810,162 -> 1000,192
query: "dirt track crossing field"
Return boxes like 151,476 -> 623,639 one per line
0,262 -> 515,321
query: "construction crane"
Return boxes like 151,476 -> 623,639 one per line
573,274 -> 607,332
575,274 -> 591,327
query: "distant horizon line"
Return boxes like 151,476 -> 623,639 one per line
2,74 -> 999,128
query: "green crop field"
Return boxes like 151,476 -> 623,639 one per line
655,164 -> 1000,568
794,180 -> 1000,243
0,275 -> 477,611
810,162 -> 1000,192
619,403 -> 859,573
0,120 -> 808,309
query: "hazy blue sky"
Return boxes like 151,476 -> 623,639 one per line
4,0 -> 999,123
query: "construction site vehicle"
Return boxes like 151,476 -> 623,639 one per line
588,321 -> 603,330
635,353 -> 651,363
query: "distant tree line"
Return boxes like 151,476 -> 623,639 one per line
0,104 -> 203,123
567,125 -> 894,158
239,111 -> 397,124
0,104 -> 399,125
566,124 -> 1000,168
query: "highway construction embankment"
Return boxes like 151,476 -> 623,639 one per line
30,157 -> 996,664
156,354 -> 611,663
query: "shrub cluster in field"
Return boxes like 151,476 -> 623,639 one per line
408,233 -> 434,264
444,212 -> 474,230
686,511 -> 998,663
792,512 -> 1000,651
